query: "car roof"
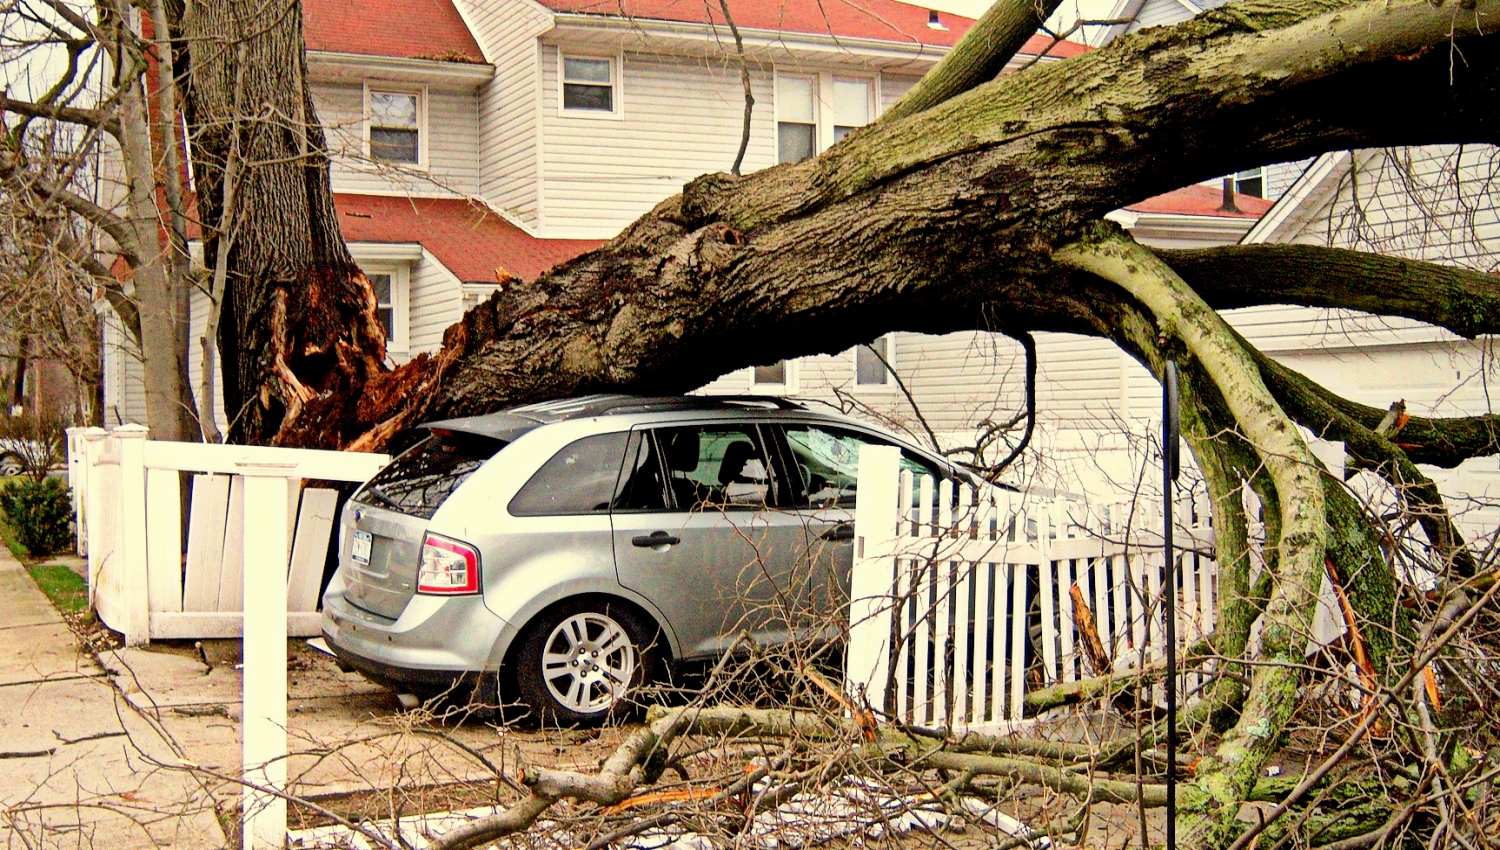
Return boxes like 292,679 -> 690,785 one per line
421,394 -> 825,442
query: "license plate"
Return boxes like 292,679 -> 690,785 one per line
351,530 -> 373,565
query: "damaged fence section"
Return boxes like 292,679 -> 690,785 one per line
66,425 -> 390,644
846,445 -> 1220,734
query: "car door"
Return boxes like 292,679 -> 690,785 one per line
610,421 -> 811,658
770,423 -> 946,621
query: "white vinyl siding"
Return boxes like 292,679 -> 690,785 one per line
100,307 -> 148,427
458,0 -> 552,228
539,45 -> 778,237
407,252 -> 467,357
315,81 -> 481,197
537,45 -> 918,238
1126,0 -> 1231,32
1233,145 -> 1500,353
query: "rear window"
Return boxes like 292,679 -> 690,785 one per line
357,431 -> 504,519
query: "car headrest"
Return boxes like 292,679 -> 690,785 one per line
717,440 -> 760,485
663,429 -> 700,472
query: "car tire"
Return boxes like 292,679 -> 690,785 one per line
0,454 -> 21,477
511,600 -> 656,727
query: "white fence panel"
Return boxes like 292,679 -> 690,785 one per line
67,425 -> 389,644
847,448 -> 1219,735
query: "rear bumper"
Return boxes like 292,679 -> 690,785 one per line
320,581 -> 514,681
323,632 -> 473,691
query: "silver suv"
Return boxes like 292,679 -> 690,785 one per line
321,395 -> 958,724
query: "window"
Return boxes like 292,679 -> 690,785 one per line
832,77 -> 871,142
613,431 -> 670,512
362,264 -> 409,353
509,432 -> 629,516
854,336 -> 894,388
782,425 -> 937,508
746,359 -> 795,393
655,425 -> 775,510
776,72 -> 873,162
358,431 -> 505,519
367,87 -> 422,165
1234,167 -> 1266,198
561,55 -> 617,114
777,74 -> 817,164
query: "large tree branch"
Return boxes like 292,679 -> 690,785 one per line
286,0 -> 1500,449
1056,224 -> 1328,846
1162,244 -> 1500,340
878,0 -> 1068,124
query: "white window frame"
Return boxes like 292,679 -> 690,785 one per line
362,263 -> 411,355
742,360 -> 799,395
558,50 -> 624,119
852,335 -> 897,392
363,82 -> 428,169
773,69 -> 876,157
1233,166 -> 1267,198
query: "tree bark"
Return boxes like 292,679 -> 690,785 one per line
178,0 -> 386,445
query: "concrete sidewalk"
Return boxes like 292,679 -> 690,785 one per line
2,545 -> 629,846
0,548 -> 226,849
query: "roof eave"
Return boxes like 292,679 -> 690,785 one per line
549,13 -> 959,64
307,50 -> 494,86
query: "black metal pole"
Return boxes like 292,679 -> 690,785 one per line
1163,361 -> 1180,850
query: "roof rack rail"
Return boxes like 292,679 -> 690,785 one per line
708,395 -> 806,410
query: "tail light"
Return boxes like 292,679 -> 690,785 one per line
417,533 -> 480,594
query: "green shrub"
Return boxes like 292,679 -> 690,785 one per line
1,478 -> 73,556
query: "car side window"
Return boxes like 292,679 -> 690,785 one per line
508,432 -> 629,516
652,423 -> 775,510
612,431 -> 671,512
781,424 -> 939,508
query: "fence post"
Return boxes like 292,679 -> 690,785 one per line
238,462 -> 295,850
114,425 -> 151,646
847,445 -> 902,715
79,428 -> 107,587
66,428 -> 84,555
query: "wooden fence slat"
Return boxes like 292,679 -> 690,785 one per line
145,468 -> 183,614
216,476 -> 247,612
970,560 -> 991,724
933,479 -> 953,726
894,555 -> 912,723
1009,554 -> 1028,720
287,488 -> 340,612
990,561 -> 1011,723
183,474 -> 231,612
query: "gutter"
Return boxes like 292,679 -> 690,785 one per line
550,13 -> 956,63
307,51 -> 495,86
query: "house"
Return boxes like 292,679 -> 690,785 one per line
101,0 -> 1270,454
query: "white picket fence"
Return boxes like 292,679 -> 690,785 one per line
846,446 -> 1218,733
66,425 -> 389,645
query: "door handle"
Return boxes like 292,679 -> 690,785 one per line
632,531 -> 681,548
820,523 -> 855,542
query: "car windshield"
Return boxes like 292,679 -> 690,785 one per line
356,430 -> 504,519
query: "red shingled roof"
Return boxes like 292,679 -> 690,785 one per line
335,194 -> 603,281
304,0 -> 484,63
301,0 -> 1088,61
536,0 -> 1088,54
1126,184 -> 1274,218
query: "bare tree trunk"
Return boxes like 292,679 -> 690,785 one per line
105,0 -> 192,442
